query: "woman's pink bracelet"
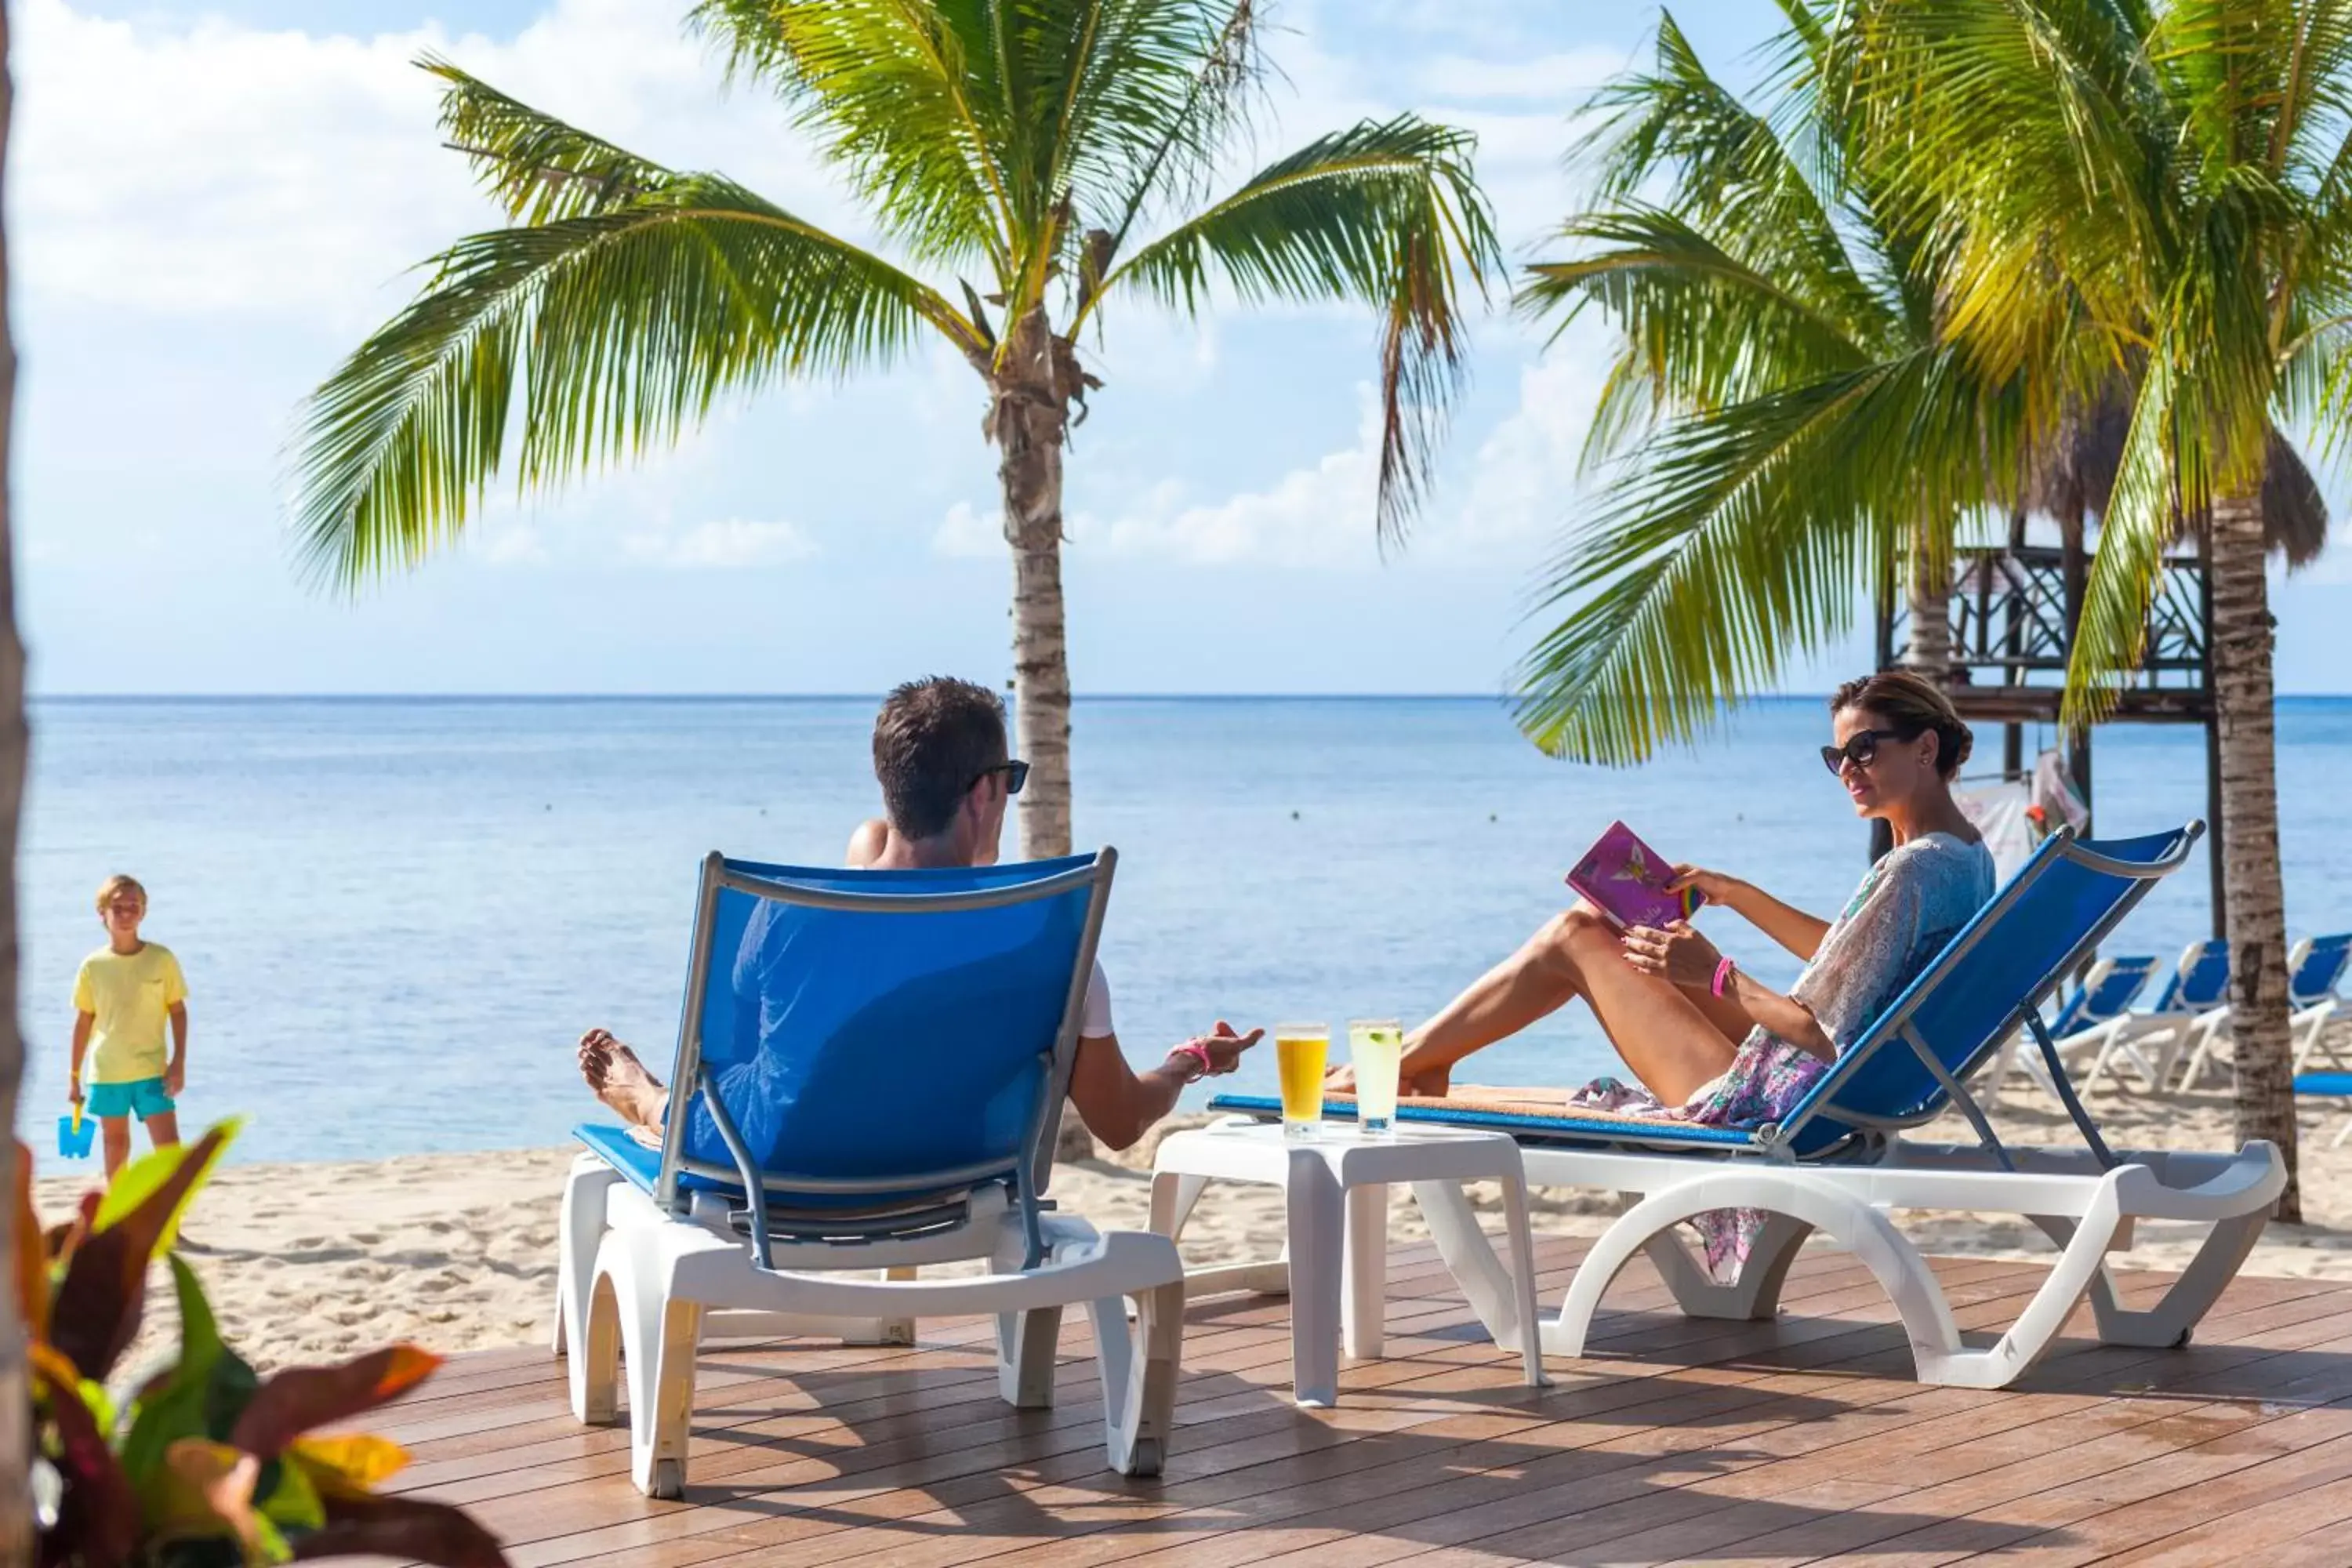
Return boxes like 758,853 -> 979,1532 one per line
1711,956 -> 1737,998
1171,1042 -> 1214,1081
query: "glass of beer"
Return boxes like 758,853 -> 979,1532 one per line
1348,1018 -> 1405,1134
1274,1022 -> 1330,1138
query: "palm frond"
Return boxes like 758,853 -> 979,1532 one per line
287,179 -> 974,589
1097,115 -> 1503,545
1516,347 -> 2005,764
690,0 -> 1018,273
1841,0 -> 2165,372
1519,207 -> 1875,425
1090,0 -> 1266,259
1581,12 -> 1876,333
423,58 -> 681,224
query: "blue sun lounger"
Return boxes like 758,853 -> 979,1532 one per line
1213,824 -> 2285,1388
2175,931 -> 2352,1087
556,851 -> 1183,1498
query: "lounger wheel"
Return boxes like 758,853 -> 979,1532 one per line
648,1459 -> 684,1501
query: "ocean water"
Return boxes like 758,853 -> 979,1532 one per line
18,695 -> 2350,1166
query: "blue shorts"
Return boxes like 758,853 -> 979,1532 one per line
85,1077 -> 174,1120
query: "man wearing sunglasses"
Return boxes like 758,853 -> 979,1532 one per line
581,676 -> 1259,1153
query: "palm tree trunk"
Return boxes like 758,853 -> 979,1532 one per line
2209,489 -> 2299,1221
989,309 -> 1091,1162
0,1 -> 32,1553
991,307 -> 1073,861
1903,543 -> 1953,681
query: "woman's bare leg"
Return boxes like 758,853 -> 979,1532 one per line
1401,906 -> 1742,1105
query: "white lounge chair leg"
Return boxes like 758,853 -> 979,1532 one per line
568,1269 -> 622,1426
1496,1168 -> 1549,1388
556,1154 -> 622,1359
1632,1211 -> 1810,1323
1286,1154 -> 1344,1407
2044,1207 -> 2269,1349
603,1236 -> 704,1500
1546,1178 -> 1969,1384
1092,1277 -> 1180,1478
1410,1179 -> 1523,1348
1148,1170 -> 1210,1240
2295,1003 -> 2341,1073
843,1265 -> 917,1348
996,1305 -> 1064,1409
1342,1182 -> 1387,1360
2334,1112 -> 2352,1150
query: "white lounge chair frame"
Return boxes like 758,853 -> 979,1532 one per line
556,851 -> 1184,1499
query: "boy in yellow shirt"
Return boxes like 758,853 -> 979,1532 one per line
67,874 -> 191,1177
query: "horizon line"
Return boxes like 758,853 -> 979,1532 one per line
23,690 -> 2352,703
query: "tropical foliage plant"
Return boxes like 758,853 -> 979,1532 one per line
25,1123 -> 510,1567
286,0 -> 1501,858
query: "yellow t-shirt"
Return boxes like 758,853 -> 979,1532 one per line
73,943 -> 188,1084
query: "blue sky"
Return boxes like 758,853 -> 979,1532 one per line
17,0 -> 2351,695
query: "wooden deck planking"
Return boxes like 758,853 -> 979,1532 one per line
369,1234 -> 2352,1566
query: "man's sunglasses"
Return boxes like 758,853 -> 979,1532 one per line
971,760 -> 1031,796
1820,728 -> 1919,776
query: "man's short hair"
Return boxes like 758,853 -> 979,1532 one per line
873,677 -> 1009,838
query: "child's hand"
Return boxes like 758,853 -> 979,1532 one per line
67,1076 -> 82,1106
165,1062 -> 185,1096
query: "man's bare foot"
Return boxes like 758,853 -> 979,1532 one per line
579,1028 -> 668,1130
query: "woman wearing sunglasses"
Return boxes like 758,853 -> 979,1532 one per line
1353,671 -> 1991,1268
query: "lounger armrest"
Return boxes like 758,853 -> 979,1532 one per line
2108,1141 -> 2284,1221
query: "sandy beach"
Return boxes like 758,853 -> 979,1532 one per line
42,1077 -> 2352,1378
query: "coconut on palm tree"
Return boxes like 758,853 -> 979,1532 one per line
288,0 -> 1500,858
1836,0 -> 2348,1220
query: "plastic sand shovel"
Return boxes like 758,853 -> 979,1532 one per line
56,1102 -> 94,1160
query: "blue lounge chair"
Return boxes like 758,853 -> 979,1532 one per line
2175,931 -> 2352,1087
557,851 -> 1184,1498
2014,952 -> 2158,1096
2067,939 -> 2234,1094
1210,824 -> 2285,1389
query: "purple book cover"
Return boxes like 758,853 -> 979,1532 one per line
1566,820 -> 1705,930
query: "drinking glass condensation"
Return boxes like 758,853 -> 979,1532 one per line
1348,1019 -> 1405,1134
1273,1023 -> 1330,1137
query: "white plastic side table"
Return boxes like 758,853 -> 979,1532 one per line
1148,1116 -> 1548,1406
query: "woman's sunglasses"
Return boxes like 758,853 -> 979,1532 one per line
1820,729 -> 1918,775
970,759 -> 1031,796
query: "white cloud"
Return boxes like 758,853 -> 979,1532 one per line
14,0 -> 851,322
931,500 -> 1000,559
479,522 -> 549,567
621,517 -> 818,569
1072,403 -> 1382,568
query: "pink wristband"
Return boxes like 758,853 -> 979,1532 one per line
1171,1042 -> 1214,1081
1711,956 -> 1737,998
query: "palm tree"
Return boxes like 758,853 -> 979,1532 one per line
286,0 -> 1500,858
1835,0 -> 2352,1218
0,0 -> 31,1548
1512,5 -> 2028,764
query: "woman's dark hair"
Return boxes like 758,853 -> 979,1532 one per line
873,676 -> 1009,837
1828,670 -> 1973,779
